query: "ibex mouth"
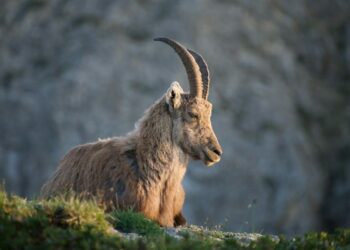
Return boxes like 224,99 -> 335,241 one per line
203,148 -> 221,167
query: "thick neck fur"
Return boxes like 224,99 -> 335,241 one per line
132,97 -> 187,184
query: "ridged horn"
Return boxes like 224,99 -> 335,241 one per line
154,37 -> 202,98
188,49 -> 210,100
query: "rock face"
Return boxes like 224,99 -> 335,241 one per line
0,0 -> 349,234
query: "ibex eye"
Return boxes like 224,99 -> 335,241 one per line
188,112 -> 198,119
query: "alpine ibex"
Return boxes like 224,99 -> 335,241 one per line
40,38 -> 222,227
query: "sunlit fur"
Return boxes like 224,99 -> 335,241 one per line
40,82 -> 222,227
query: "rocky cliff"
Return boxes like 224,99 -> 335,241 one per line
0,0 -> 349,234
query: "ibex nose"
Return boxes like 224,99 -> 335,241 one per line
213,147 -> 222,157
210,139 -> 223,157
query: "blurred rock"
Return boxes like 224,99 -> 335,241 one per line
0,0 -> 349,234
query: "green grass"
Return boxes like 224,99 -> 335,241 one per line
109,210 -> 164,237
0,188 -> 349,250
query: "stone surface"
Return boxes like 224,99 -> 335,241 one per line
0,0 -> 349,234
166,225 -> 279,246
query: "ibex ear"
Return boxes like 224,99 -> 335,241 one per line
166,81 -> 183,111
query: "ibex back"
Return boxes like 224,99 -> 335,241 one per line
40,38 -> 222,227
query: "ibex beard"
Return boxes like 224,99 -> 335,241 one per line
40,38 -> 222,227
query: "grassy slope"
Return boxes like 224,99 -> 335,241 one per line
0,189 -> 349,250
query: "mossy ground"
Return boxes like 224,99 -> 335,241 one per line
0,189 -> 349,250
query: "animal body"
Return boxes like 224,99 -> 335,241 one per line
40,38 -> 222,227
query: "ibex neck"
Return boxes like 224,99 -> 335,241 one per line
135,98 -> 187,181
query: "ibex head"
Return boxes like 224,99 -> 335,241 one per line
155,37 -> 222,167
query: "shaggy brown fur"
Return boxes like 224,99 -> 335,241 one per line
40,39 -> 222,227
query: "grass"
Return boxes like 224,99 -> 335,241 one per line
109,210 -> 164,236
0,188 -> 349,249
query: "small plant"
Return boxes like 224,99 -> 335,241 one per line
242,198 -> 258,233
109,210 -> 164,237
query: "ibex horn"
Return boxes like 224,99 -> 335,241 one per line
188,49 -> 210,100
154,37 -> 202,98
